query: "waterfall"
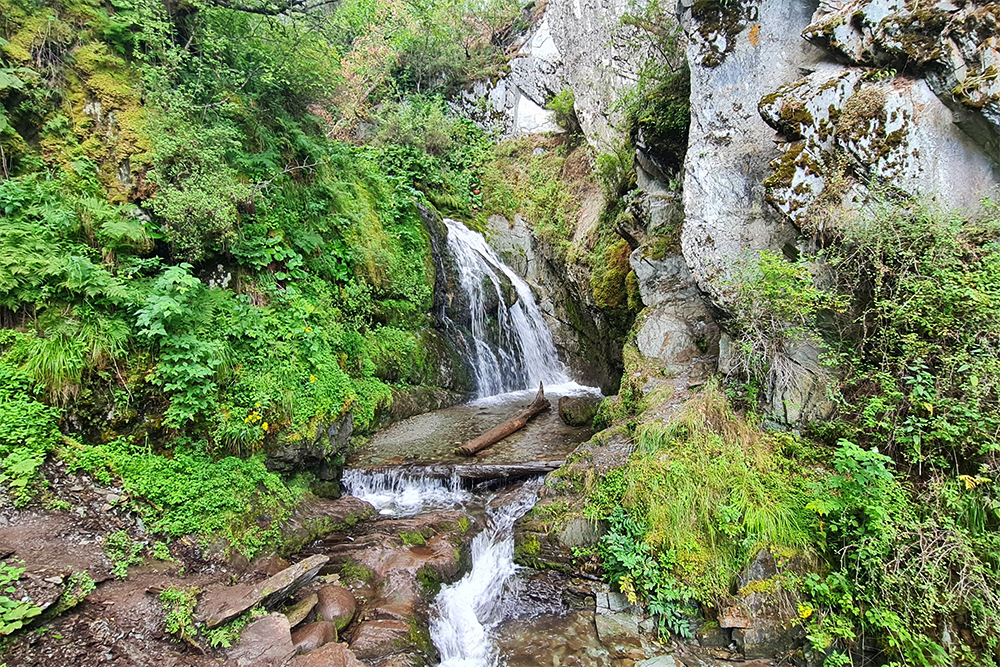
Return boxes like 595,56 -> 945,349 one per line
429,479 -> 542,667
341,468 -> 470,517
443,218 -> 568,398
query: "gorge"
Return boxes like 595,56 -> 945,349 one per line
2,0 -> 1000,665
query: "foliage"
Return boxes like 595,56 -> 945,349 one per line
160,586 -> 200,645
0,560 -> 41,635
722,250 -> 843,395
546,88 -> 581,136
204,605 -> 265,648
103,530 -> 144,579
70,438 -> 299,558
827,200 -> 1000,471
588,382 -> 815,603
803,440 -> 1000,666
0,341 -> 62,505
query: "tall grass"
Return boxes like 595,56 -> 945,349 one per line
591,381 -> 814,598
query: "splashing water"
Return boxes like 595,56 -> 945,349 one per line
443,218 -> 568,398
430,479 -> 542,667
341,468 -> 471,517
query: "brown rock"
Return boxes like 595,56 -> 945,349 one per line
286,593 -> 319,628
348,619 -> 411,659
292,620 -> 337,653
198,554 -> 329,628
316,584 -> 356,630
286,642 -> 366,667
228,614 -> 294,667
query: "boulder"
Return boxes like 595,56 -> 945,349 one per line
558,395 -> 599,426
291,620 -> 337,653
266,414 -> 352,498
348,619 -> 413,660
286,642 -> 366,667
198,554 -> 329,629
718,549 -> 811,659
227,614 -> 294,667
285,593 -> 318,628
316,584 -> 356,631
759,66 -> 997,229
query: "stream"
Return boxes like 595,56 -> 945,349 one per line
335,220 -> 614,666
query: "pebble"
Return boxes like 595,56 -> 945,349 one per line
70,485 -> 84,492
44,576 -> 63,585
0,516 -> 8,526
106,494 -> 119,504
101,504 -> 113,512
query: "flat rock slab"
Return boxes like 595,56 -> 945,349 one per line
199,554 -> 329,628
286,593 -> 319,628
228,613 -> 295,667
286,642 -> 366,667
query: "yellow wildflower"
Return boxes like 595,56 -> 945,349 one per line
309,374 -> 317,383
262,422 -> 268,431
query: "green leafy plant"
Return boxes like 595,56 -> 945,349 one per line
0,561 -> 42,635
104,530 -> 144,579
159,585 -> 200,645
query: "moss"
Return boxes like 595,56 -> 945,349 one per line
837,86 -> 887,140
400,530 -> 427,546
416,564 -> 442,596
764,142 -> 806,191
339,558 -> 375,584
515,533 -> 541,557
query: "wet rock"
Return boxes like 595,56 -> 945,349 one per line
558,395 -> 599,426
291,620 -> 337,653
286,642 -> 366,667
266,413 -> 352,498
636,656 -> 679,667
198,554 -> 329,628
228,613 -> 294,667
254,554 -> 292,577
280,496 -> 375,557
348,619 -> 413,660
285,593 -> 318,628
316,584 -> 356,630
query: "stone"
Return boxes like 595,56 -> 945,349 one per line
266,414 -> 353,497
636,657 -> 679,667
227,614 -> 294,667
291,620 -> 337,653
802,0 -> 1000,152
348,619 -> 412,660
198,554 -> 329,629
759,65 -> 997,228
286,642 -> 366,667
316,584 -> 356,631
719,548 -> 812,659
558,395 -> 599,426
285,593 -> 318,628
681,0 -> 822,306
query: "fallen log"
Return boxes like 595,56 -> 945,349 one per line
456,383 -> 551,456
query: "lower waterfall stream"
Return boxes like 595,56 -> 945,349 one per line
336,220 -> 609,666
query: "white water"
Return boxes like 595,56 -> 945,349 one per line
430,479 -> 542,667
443,218 -> 569,398
341,469 -> 471,517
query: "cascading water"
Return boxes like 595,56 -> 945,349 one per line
341,468 -> 470,517
429,478 -> 542,667
443,218 -> 568,398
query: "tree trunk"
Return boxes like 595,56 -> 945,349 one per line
456,383 -> 551,456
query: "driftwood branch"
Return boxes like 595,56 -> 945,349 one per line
456,383 -> 550,456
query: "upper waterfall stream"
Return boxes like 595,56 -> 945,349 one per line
443,218 -> 568,398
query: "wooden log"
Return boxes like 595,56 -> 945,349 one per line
456,383 -> 551,456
